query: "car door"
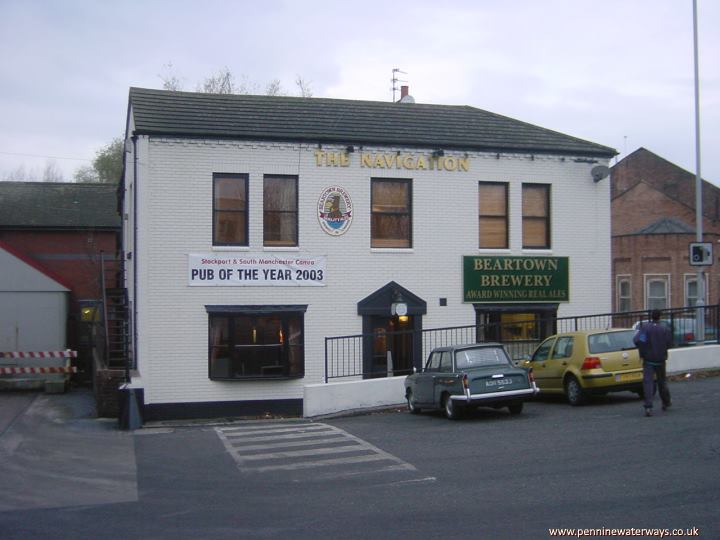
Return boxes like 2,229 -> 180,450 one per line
529,337 -> 556,390
431,350 -> 455,406
415,351 -> 442,406
544,335 -> 574,390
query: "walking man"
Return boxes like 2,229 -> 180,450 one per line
634,310 -> 673,417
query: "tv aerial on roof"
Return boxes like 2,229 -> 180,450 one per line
391,68 -> 407,102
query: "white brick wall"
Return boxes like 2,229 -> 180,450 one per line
126,138 -> 611,405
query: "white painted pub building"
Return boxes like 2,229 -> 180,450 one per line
121,87 -> 615,420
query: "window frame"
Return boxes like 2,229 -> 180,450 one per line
206,305 -> 306,381
213,173 -> 249,247
439,351 -> 453,372
531,337 -> 555,363
425,351 -> 441,372
263,174 -> 299,247
644,274 -> 670,311
552,336 -> 574,359
616,275 -> 632,313
684,273 -> 708,307
478,181 -> 509,249
371,178 -> 413,249
522,183 -> 551,249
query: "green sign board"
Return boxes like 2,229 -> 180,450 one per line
463,256 -> 569,303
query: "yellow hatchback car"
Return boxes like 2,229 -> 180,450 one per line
526,329 -> 643,405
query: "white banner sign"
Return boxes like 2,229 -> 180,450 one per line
188,254 -> 326,286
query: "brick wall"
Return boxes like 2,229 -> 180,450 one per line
613,233 -> 720,311
0,230 -> 118,302
611,148 -> 720,311
611,147 -> 720,226
94,368 -> 125,417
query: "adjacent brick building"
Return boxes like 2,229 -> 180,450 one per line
611,148 -> 720,312
0,182 -> 121,371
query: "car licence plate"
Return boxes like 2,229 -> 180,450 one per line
486,378 -> 512,387
615,372 -> 642,382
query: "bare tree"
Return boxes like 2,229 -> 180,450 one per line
159,62 -> 183,91
265,79 -> 285,96
3,165 -> 30,181
43,160 -> 65,182
295,75 -> 313,98
199,67 -> 237,94
160,64 -> 313,97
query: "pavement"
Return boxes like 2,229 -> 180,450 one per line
0,388 -> 137,512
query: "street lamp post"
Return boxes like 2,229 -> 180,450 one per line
692,0 -> 706,340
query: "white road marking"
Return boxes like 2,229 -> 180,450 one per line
215,422 -> 417,478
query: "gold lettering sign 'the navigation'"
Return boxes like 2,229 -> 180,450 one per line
313,150 -> 470,172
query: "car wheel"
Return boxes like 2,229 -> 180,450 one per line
564,376 -> 587,406
406,390 -> 421,414
443,394 -> 460,420
508,402 -> 524,415
634,387 -> 645,399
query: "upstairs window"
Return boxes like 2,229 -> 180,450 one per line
213,174 -> 248,246
522,183 -> 551,249
479,182 -> 508,249
264,175 -> 298,247
371,178 -> 412,248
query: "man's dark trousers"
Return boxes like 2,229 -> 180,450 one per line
643,361 -> 671,409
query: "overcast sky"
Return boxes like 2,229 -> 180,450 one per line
1,0 -> 718,184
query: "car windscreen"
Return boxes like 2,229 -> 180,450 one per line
587,330 -> 636,354
455,347 -> 509,369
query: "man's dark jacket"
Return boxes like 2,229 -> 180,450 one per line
635,322 -> 672,364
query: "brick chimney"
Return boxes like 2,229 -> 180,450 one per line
401,85 -> 409,99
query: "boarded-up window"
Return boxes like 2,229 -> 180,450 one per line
371,179 -> 412,248
479,182 -> 508,249
522,184 -> 550,249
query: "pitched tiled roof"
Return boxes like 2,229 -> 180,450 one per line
128,87 -> 616,158
0,182 -> 120,229
611,147 -> 720,222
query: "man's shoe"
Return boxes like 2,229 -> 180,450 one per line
645,408 -> 652,417
662,402 -> 671,411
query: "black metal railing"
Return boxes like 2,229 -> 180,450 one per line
323,304 -> 719,382
324,324 -> 477,382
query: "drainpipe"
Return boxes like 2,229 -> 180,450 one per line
131,135 -> 139,383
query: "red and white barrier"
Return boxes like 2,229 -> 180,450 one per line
0,366 -> 77,374
2,351 -> 77,359
0,351 -> 78,392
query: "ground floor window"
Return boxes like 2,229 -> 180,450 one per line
645,275 -> 669,310
616,275 -> 632,312
684,273 -> 708,307
207,305 -> 306,380
474,304 -> 558,362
